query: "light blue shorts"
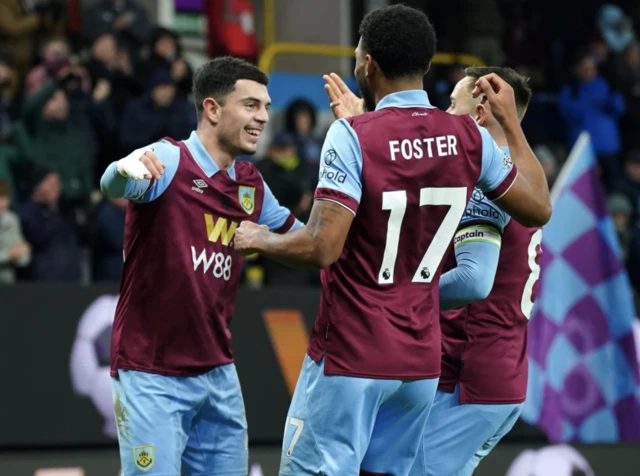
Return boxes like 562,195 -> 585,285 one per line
410,386 -> 523,476
111,365 -> 248,476
279,354 -> 439,475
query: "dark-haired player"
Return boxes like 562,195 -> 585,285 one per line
235,5 -> 550,475
409,66 -> 543,476
100,56 -> 301,476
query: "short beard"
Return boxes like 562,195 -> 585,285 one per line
356,75 -> 376,113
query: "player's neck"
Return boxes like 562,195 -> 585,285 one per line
196,128 -> 235,170
375,79 -> 424,107
486,123 -> 508,148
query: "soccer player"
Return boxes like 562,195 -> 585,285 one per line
99,56 -> 302,476
235,5 -> 550,476
409,67 -> 542,476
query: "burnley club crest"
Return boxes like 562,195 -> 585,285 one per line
239,186 -> 255,215
133,445 -> 155,471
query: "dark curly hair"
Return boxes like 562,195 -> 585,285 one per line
192,56 -> 268,117
358,4 -> 436,80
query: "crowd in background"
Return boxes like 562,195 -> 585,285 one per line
1,0 -> 640,297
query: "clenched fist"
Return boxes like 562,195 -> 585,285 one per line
234,222 -> 269,256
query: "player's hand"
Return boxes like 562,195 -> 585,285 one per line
472,73 -> 519,126
324,73 -> 364,119
116,146 -> 165,181
234,222 -> 269,256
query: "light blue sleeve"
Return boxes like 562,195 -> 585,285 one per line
439,240 -> 501,311
475,123 -> 516,195
460,189 -> 511,231
258,179 -> 304,232
99,140 -> 180,202
316,119 -> 363,205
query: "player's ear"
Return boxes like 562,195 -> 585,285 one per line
202,97 -> 221,125
365,54 -> 375,78
475,100 -> 488,126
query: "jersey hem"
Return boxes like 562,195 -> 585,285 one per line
110,359 -> 234,378
309,350 -> 440,380
438,381 -> 526,404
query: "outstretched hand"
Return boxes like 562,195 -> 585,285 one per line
472,73 -> 519,125
323,73 -> 364,119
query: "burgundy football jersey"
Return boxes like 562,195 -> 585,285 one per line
110,137 -> 295,377
306,90 -> 517,379
439,217 -> 543,403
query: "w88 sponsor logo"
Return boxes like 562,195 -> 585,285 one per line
191,247 -> 233,281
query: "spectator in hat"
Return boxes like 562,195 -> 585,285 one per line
559,50 -> 626,192
254,132 -> 314,287
257,132 -> 312,222
138,27 -> 193,99
21,72 -> 96,209
118,68 -> 195,151
284,98 -> 323,186
0,179 -> 31,284
19,170 -> 81,282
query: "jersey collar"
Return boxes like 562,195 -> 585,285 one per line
183,130 -> 236,180
375,90 -> 436,111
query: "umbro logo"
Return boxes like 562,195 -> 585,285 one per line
192,179 -> 208,194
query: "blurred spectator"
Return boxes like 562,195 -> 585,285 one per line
284,99 -> 323,186
0,0 -> 40,80
255,132 -> 314,286
0,49 -> 23,202
84,33 -> 143,118
19,171 -> 81,281
597,4 -> 636,54
0,49 -> 19,119
91,196 -> 125,282
558,52 -> 626,191
119,69 -> 195,151
0,179 -> 31,284
617,42 -> 640,150
427,63 -> 466,112
586,37 -> 617,85
458,0 -> 504,66
534,144 -> 559,189
614,150 -> 640,223
81,0 -> 151,62
608,193 -> 633,260
138,27 -> 193,99
21,76 -> 95,207
257,132 -> 312,222
25,37 -> 91,97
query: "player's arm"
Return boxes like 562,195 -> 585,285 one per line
439,234 -> 501,310
440,197 -> 508,309
258,178 -> 304,233
473,74 -> 551,227
100,141 -> 179,202
234,119 -> 361,268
